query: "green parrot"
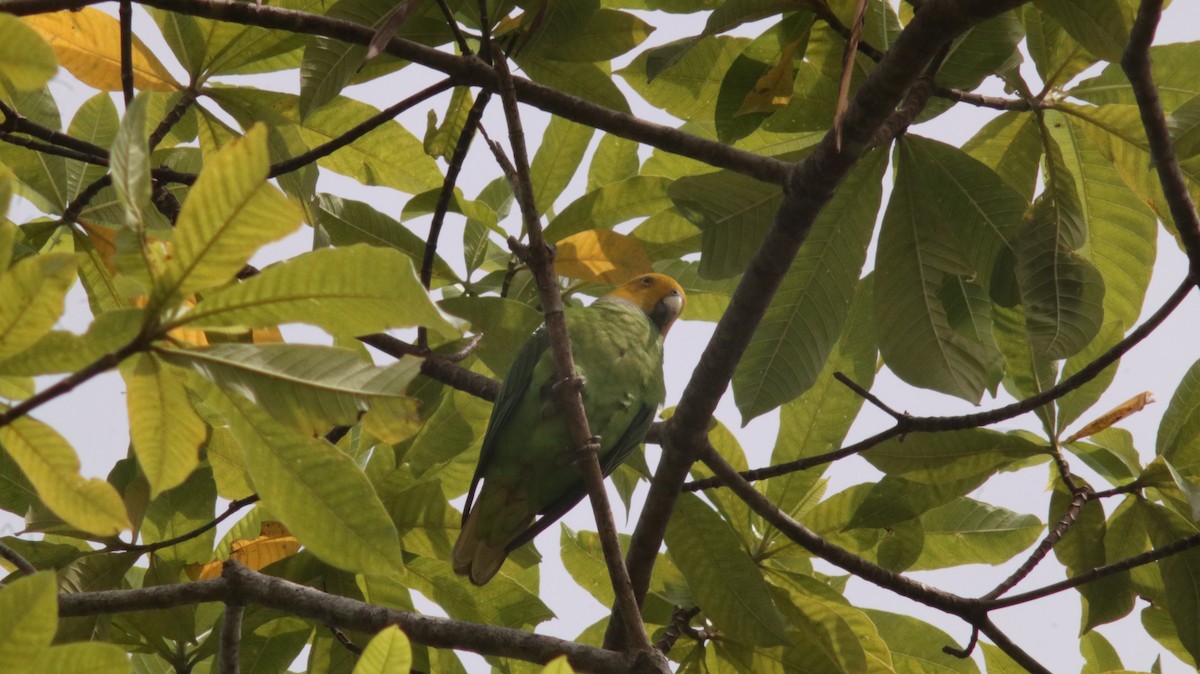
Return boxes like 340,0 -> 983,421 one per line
452,273 -> 686,585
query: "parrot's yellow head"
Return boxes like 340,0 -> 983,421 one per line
604,273 -> 686,337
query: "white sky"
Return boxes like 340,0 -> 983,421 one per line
6,2 -> 1200,672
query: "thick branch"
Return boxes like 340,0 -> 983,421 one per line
487,40 -> 656,657
57,562 -> 644,673
2,0 -> 788,186
1122,0 -> 1200,277
218,603 -> 244,674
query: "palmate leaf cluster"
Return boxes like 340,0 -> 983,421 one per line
0,0 -> 1197,672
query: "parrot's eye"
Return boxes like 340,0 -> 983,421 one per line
640,276 -> 654,286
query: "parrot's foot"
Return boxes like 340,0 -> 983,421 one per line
553,375 -> 587,394
558,436 -> 603,466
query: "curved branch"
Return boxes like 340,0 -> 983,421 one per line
105,495 -> 260,555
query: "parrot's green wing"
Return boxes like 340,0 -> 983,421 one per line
461,326 -> 550,523
504,401 -> 656,553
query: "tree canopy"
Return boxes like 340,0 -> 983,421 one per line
0,0 -> 1199,673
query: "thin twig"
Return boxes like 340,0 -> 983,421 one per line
434,0 -> 471,55
835,372 -> 906,421
941,625 -> 978,658
0,539 -> 37,577
684,276 -> 1195,491
653,606 -> 700,655
975,618 -> 1052,674
148,87 -> 199,150
485,34 -> 656,656
981,488 -> 1089,600
987,531 -> 1200,610
328,625 -> 364,655
268,79 -> 454,179
418,90 -> 491,348
218,603 -> 244,674
105,495 -> 260,554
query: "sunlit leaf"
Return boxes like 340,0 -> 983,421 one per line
156,125 -> 302,303
0,252 -> 77,360
0,572 -> 57,670
179,245 -> 455,336
554,230 -> 653,284
190,521 -> 301,580
120,353 -> 206,498
0,415 -> 129,536
352,625 -> 412,674
0,15 -> 56,91
24,8 -> 179,91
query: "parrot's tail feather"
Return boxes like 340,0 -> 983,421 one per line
452,508 -> 534,586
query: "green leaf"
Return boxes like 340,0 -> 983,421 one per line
352,625 -> 411,674
109,93 -> 152,229
1033,0 -> 1129,62
160,343 -> 419,437
317,194 -> 458,284
560,526 -> 615,608
665,493 -> 790,647
402,187 -> 500,237
0,572 -> 56,671
669,169 -> 779,279
517,57 -> 630,113
0,87 -> 67,213
215,389 -> 404,576
0,415 -> 129,536
545,176 -> 673,241
848,474 -> 988,530
1014,136 -> 1104,360
180,245 -> 456,336
1051,481 -> 1135,631
139,468 -> 218,564
875,138 -> 1011,401
440,296 -> 542,376
425,87 -> 474,160
65,94 -> 119,206
619,36 -> 746,120
533,8 -> 654,62
1022,5 -> 1096,89
120,353 -> 206,498
1046,109 -> 1155,330
1068,428 -> 1142,485
0,307 -> 143,377
0,15 -> 56,90
1160,358 -> 1200,474
936,11 -> 1022,93
1071,42 -> 1200,111
401,555 -> 553,628
30,641 -> 129,674
1141,501 -> 1200,663
156,125 -> 302,302
909,498 -> 1042,571
587,133 -> 640,191
530,116 -> 595,214
765,276 -> 875,518
864,428 -> 1044,483
1080,630 -> 1123,674
732,149 -> 884,419
1170,93 -> 1200,161
0,252 -> 78,360
210,87 -> 442,195
866,609 -> 981,673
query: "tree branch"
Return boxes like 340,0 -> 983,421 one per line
2,0 -> 789,186
485,36 -> 657,658
684,274 -> 1194,491
105,495 -> 260,555
981,488 -> 1089,600
57,562 -> 650,673
1122,0 -> 1200,277
119,0 -> 134,105
0,539 -> 37,577
218,603 -> 244,674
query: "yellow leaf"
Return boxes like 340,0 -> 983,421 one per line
189,520 -> 300,580
24,8 -> 179,92
735,39 -> 803,117
554,230 -> 652,284
540,656 -> 575,674
1064,391 -> 1155,445
251,326 -> 283,344
77,221 -> 117,273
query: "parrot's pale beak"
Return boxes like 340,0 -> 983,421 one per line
652,291 -> 685,336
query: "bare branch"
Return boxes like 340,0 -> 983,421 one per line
0,539 -> 37,577
975,618 -> 1052,674
218,603 -> 244,674
58,562 -> 651,673
119,0 -> 134,105
105,495 -> 260,555
982,488 -> 1089,600
1122,0 -> 1200,276
485,36 -> 657,658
